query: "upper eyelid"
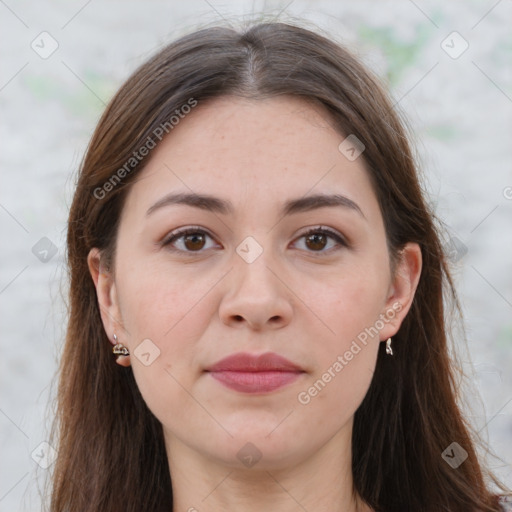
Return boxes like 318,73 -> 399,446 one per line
301,225 -> 346,240
161,225 -> 215,243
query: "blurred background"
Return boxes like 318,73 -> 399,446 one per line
0,0 -> 511,510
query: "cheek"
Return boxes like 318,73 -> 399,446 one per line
115,259 -> 221,400
299,259 -> 387,396
284,262 -> 386,425
311,260 -> 389,345
295,279 -> 383,433
294,343 -> 378,451
116,256 -> 219,340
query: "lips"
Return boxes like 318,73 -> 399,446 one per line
206,352 -> 304,372
205,352 -> 305,393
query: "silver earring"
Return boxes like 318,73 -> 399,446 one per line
112,333 -> 130,356
385,337 -> 393,356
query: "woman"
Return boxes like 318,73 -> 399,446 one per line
49,21 -> 511,511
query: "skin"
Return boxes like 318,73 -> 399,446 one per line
88,96 -> 422,512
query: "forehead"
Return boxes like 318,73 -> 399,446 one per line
149,95 -> 345,178
124,95 -> 378,219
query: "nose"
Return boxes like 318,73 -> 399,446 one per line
218,251 -> 293,331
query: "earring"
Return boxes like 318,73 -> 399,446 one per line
112,333 -> 130,356
385,337 -> 393,356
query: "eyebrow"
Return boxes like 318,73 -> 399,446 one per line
146,192 -> 366,219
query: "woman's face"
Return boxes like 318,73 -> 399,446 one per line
90,96 -> 420,471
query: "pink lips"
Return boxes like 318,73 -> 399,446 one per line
205,352 -> 305,394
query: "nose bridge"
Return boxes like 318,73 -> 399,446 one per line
233,232 -> 278,295
218,231 -> 293,328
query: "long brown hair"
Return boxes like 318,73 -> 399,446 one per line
48,20 -> 509,511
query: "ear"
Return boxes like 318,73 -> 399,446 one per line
379,242 -> 422,340
87,248 -> 131,367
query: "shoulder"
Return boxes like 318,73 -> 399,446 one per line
499,495 -> 512,511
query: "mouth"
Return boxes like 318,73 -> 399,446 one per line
204,352 -> 305,394
207,370 -> 304,393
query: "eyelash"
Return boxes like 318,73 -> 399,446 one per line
161,225 -> 348,256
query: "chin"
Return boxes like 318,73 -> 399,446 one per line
203,425 -> 310,470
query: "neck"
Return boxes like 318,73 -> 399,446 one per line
165,424 -> 371,512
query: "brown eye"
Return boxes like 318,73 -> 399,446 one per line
305,232 -> 328,251
182,232 -> 206,251
295,227 -> 347,254
162,228 -> 217,253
